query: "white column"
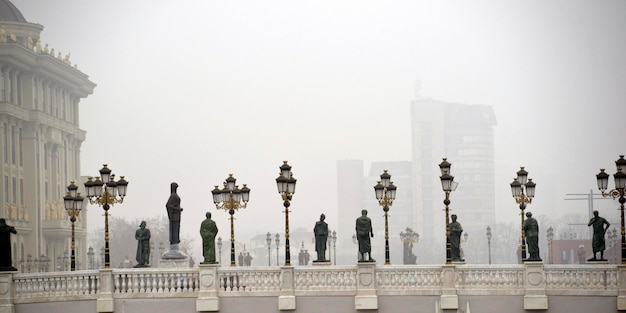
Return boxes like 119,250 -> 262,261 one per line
354,262 -> 377,310
196,263 -> 220,312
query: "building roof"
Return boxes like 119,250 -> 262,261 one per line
0,0 -> 26,23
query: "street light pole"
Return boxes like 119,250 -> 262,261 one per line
596,155 -> 626,264
83,164 -> 128,269
374,170 -> 397,265
439,158 -> 458,264
510,167 -> 536,264
212,174 -> 250,267
546,226 -> 554,264
63,181 -> 84,271
275,233 -> 280,266
266,232 -> 272,266
276,161 -> 297,266
217,237 -> 223,265
486,226 -> 492,265
400,227 -> 419,265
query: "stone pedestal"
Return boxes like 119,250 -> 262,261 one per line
618,265 -> 626,310
97,269 -> 114,313
196,263 -> 220,312
0,271 -> 15,313
523,261 -> 548,310
279,266 -> 296,311
159,243 -> 189,268
355,262 -> 377,310
440,264 -> 458,310
312,261 -> 331,266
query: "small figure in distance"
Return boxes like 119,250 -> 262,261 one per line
588,210 -> 610,261
355,209 -> 375,262
313,214 -> 328,262
134,221 -> 151,268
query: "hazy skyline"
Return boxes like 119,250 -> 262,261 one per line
11,0 -> 626,261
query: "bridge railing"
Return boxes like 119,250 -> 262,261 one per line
3,262 -> 625,312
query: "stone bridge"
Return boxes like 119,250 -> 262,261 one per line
1,262 -> 624,313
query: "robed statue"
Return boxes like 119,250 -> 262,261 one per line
588,210 -> 610,261
200,212 -> 219,264
355,209 -> 375,262
449,214 -> 464,261
523,212 -> 541,261
166,182 -> 182,245
313,214 -> 328,262
134,221 -> 151,267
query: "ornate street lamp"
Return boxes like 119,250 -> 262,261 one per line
266,232 -> 272,266
439,158 -> 458,264
546,226 -> 554,264
83,164 -> 128,269
275,233 -> 280,266
374,169 -> 397,265
486,226 -> 492,265
596,155 -> 626,264
212,174 -> 251,267
276,161 -> 297,266
400,227 -> 419,265
217,237 -> 223,265
64,181 -> 84,271
510,166 -> 536,263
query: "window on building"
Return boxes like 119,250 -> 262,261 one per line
11,125 -> 15,165
0,67 -> 5,101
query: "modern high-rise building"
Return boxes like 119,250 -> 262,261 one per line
0,0 -> 96,271
411,97 -> 497,262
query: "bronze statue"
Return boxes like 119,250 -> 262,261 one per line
355,209 -> 374,262
313,214 -> 328,262
166,182 -> 182,245
449,214 -> 464,261
523,211 -> 541,261
134,221 -> 151,267
200,212 -> 219,264
588,210 -> 610,261
0,218 -> 17,271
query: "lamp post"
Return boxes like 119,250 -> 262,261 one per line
87,246 -> 95,270
266,232 -> 272,266
64,181 -> 84,271
486,226 -> 492,265
400,227 -> 419,265
275,233 -> 280,266
276,161 -> 297,266
212,174 -> 251,267
439,158 -> 458,264
596,155 -> 626,264
546,226 -> 554,264
613,228 -> 619,264
331,230 -> 337,265
83,164 -> 128,269
510,166 -> 536,263
374,169 -> 397,265
217,237 -> 223,265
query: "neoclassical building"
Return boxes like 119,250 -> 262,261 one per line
0,0 -> 96,271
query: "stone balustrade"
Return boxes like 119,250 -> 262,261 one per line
1,263 -> 625,312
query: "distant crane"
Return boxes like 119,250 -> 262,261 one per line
565,189 -> 610,238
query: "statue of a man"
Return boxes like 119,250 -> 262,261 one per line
134,221 -> 151,267
523,211 -> 541,261
355,209 -> 374,262
588,210 -> 610,261
200,212 -> 219,264
313,214 -> 328,262
449,214 -> 464,261
0,218 -> 17,271
166,182 -> 182,245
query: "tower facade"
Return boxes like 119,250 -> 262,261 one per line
0,0 -> 96,271
411,98 -> 496,263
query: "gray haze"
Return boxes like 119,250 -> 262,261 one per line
12,1 -> 626,262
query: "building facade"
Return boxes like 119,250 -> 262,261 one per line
0,0 -> 96,271
411,98 -> 497,263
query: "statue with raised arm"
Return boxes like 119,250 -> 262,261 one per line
355,209 -> 375,262
313,214 -> 328,262
166,182 -> 182,245
200,212 -> 219,264
0,218 -> 17,271
134,221 -> 151,267
588,210 -> 610,261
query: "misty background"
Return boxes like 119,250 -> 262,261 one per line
11,0 -> 626,264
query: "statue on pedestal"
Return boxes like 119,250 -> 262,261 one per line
313,214 -> 328,262
200,212 -> 218,264
449,214 -> 464,261
355,210 -> 374,262
134,221 -> 151,267
588,210 -> 610,261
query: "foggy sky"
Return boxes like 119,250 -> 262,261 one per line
11,0 -> 626,260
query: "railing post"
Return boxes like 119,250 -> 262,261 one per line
523,261 -> 548,310
0,271 -> 15,313
196,264 -> 220,312
440,264 -> 458,310
354,262 -> 377,310
618,265 -> 626,310
278,266 -> 296,311
97,268 -> 115,313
